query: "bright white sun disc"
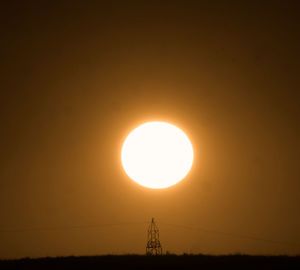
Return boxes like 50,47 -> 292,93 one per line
121,121 -> 194,189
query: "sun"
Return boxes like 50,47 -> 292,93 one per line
121,121 -> 194,189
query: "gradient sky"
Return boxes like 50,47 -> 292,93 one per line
0,1 -> 299,258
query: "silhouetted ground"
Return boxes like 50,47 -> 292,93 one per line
1,254 -> 299,269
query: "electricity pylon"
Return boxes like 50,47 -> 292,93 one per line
146,218 -> 163,255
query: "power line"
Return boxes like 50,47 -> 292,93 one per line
0,222 -> 147,233
160,222 -> 299,247
0,221 -> 298,248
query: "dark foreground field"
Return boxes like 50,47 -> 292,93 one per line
1,255 -> 300,270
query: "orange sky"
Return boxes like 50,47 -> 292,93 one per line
0,1 -> 299,258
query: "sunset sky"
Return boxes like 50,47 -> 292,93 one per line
0,1 -> 299,258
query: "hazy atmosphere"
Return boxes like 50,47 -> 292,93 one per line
0,1 -> 299,259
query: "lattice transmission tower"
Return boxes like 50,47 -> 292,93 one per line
146,218 -> 163,255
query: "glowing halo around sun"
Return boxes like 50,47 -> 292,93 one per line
121,121 -> 194,189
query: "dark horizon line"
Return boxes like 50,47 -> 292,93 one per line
1,253 -> 300,261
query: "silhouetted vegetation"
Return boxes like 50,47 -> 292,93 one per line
0,254 -> 299,269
